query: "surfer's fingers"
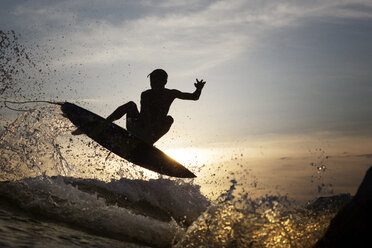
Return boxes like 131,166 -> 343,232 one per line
196,78 -> 206,84
196,78 -> 204,84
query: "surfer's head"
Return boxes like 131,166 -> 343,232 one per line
148,69 -> 168,89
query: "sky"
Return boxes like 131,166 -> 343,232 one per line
1,0 -> 372,153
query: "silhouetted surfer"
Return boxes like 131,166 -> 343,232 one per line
73,69 -> 206,144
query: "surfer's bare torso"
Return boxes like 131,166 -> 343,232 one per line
140,88 -> 200,126
126,83 -> 204,144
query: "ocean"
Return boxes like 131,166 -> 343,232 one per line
0,104 -> 360,248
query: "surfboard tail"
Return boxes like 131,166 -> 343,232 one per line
128,143 -> 196,178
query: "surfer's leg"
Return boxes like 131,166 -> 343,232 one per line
107,101 -> 139,122
72,102 -> 139,135
150,116 -> 174,144
163,115 -> 174,132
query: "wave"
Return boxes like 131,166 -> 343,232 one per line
0,105 -> 354,247
0,105 -> 210,247
0,176 -> 351,247
0,175 -> 209,247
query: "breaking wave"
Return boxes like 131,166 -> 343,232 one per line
0,105 -> 351,247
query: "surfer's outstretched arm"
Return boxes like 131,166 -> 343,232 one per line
107,101 -> 139,122
174,79 -> 206,100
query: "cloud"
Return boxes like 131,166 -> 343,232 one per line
342,153 -> 372,159
2,0 -> 372,144
4,0 -> 372,75
19,1 -> 252,75
356,154 -> 372,158
2,0 -> 371,92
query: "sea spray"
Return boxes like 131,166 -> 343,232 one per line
0,30 -> 50,115
0,104 -> 209,246
0,104 -> 157,181
176,179 -> 346,248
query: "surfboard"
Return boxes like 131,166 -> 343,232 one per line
60,102 -> 196,178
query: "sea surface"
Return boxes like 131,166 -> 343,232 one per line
0,105 -> 361,248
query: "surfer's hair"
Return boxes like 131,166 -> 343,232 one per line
148,69 -> 168,88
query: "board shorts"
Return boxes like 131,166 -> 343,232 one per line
126,116 -> 173,144
126,117 -> 149,142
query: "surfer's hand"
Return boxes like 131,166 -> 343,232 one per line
194,79 -> 206,90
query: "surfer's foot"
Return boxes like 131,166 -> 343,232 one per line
71,128 -> 84,135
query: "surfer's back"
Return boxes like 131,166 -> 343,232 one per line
140,88 -> 176,122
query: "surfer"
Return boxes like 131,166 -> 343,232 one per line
108,69 -> 206,144
73,69 -> 206,145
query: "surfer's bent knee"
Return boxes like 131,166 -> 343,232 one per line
126,101 -> 137,109
165,115 -> 174,125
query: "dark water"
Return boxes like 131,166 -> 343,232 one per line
0,201 -> 142,248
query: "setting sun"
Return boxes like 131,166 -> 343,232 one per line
164,148 -> 208,167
